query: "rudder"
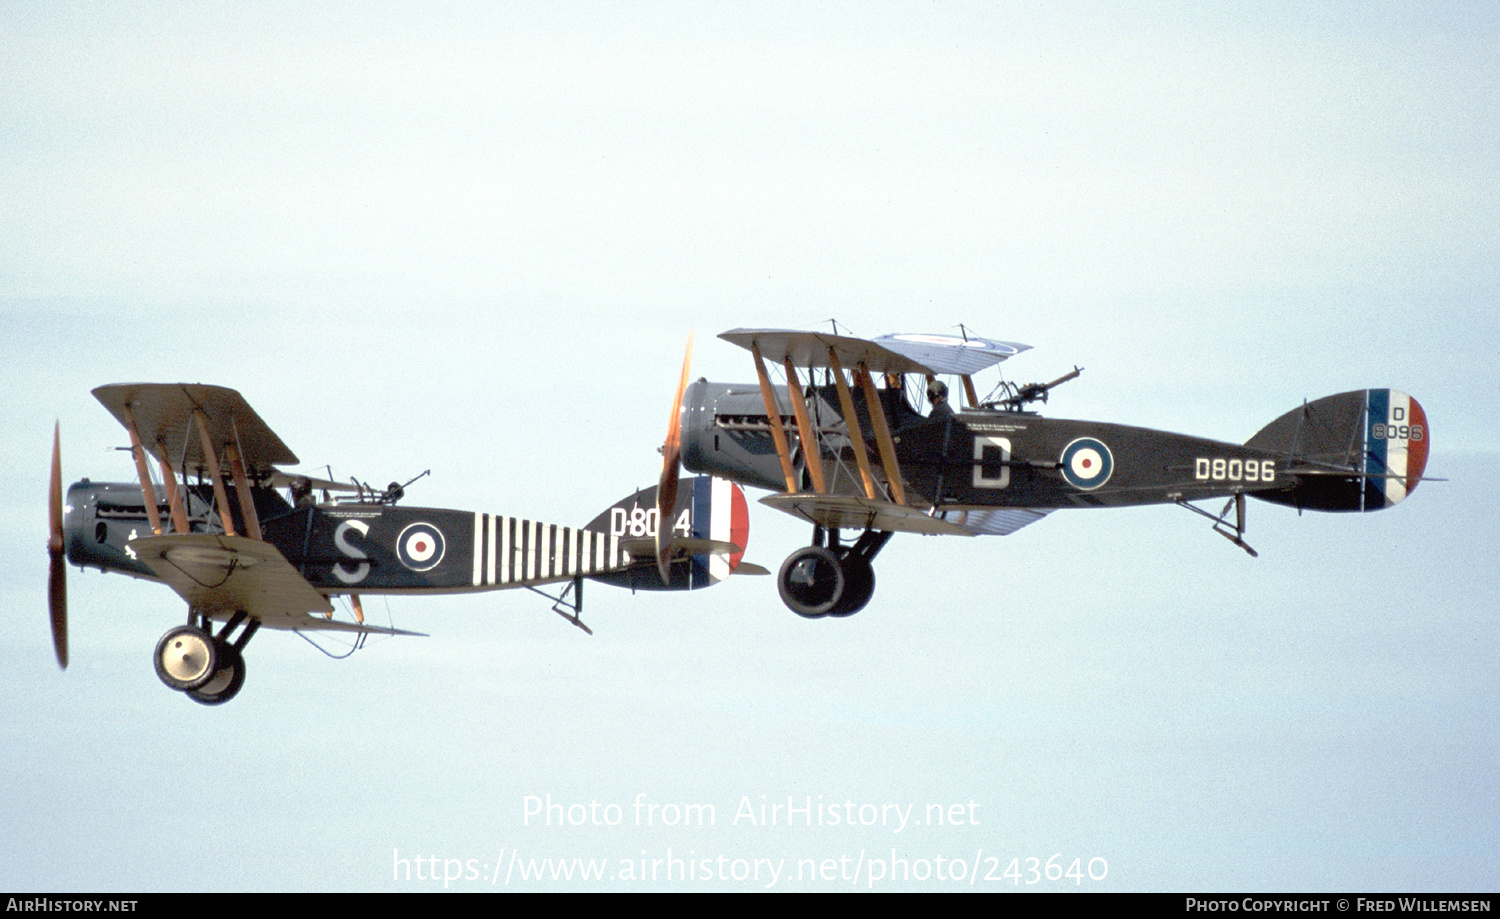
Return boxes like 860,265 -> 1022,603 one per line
582,476 -> 751,590
1245,389 -> 1428,512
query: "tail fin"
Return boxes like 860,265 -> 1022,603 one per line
1245,389 -> 1429,512
583,476 -> 751,590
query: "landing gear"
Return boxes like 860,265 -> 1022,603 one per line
830,551 -> 874,618
778,546 -> 845,617
154,611 -> 258,705
1177,492 -> 1259,558
776,528 -> 890,618
187,642 -> 245,706
153,624 -> 217,691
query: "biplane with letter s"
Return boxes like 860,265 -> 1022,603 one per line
656,328 -> 1430,618
46,383 -> 757,705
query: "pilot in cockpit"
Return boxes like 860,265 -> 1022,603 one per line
289,475 -> 315,508
927,379 -> 953,418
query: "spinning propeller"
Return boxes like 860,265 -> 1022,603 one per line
47,422 -> 68,669
655,333 -> 693,584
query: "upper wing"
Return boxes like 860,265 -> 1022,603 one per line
128,533 -> 421,635
871,333 -> 1031,376
718,329 -> 1030,376
93,383 -> 297,475
718,329 -> 933,375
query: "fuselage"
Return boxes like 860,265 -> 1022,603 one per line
64,480 -> 639,595
679,380 -> 1291,511
893,410 -> 1285,509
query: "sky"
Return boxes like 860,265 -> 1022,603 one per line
1,1 -> 1497,892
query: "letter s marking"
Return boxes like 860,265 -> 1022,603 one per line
333,519 -> 371,585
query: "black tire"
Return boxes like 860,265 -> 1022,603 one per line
777,545 -> 846,618
188,641 -> 246,706
829,551 -> 875,617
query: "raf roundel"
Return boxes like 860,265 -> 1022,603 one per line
1060,437 -> 1114,491
397,522 -> 446,572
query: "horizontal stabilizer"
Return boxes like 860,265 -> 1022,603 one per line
622,537 -> 744,560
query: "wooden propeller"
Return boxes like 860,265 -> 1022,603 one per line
48,422 -> 68,669
655,333 -> 693,584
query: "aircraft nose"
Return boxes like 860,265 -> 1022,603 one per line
678,379 -> 709,469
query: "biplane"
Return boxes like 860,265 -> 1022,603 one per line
655,328 -> 1430,618
47,383 -> 756,705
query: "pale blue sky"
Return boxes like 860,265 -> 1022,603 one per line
2,1 -> 1496,891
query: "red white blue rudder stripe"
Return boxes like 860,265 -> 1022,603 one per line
1363,389 -> 1429,510
691,475 -> 751,586
577,476 -> 750,592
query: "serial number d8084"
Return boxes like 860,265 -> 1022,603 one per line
1194,458 -> 1276,483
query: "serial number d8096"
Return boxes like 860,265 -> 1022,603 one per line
1194,457 -> 1276,483
1371,423 -> 1423,441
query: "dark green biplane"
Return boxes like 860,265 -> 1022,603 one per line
47,384 -> 756,704
654,329 -> 1430,618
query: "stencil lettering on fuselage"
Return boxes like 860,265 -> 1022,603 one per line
973,435 -> 1012,489
1193,458 -> 1276,484
609,506 -> 691,538
333,519 -> 371,585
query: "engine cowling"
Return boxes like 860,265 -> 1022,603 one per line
679,380 -> 799,493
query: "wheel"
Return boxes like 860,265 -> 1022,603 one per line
777,545 -> 846,618
153,625 -> 219,692
187,641 -> 245,706
829,551 -> 875,617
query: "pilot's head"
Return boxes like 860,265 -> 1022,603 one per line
289,476 -> 313,505
927,380 -> 949,404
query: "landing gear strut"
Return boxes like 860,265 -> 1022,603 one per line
153,610 -> 259,705
776,528 -> 891,619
